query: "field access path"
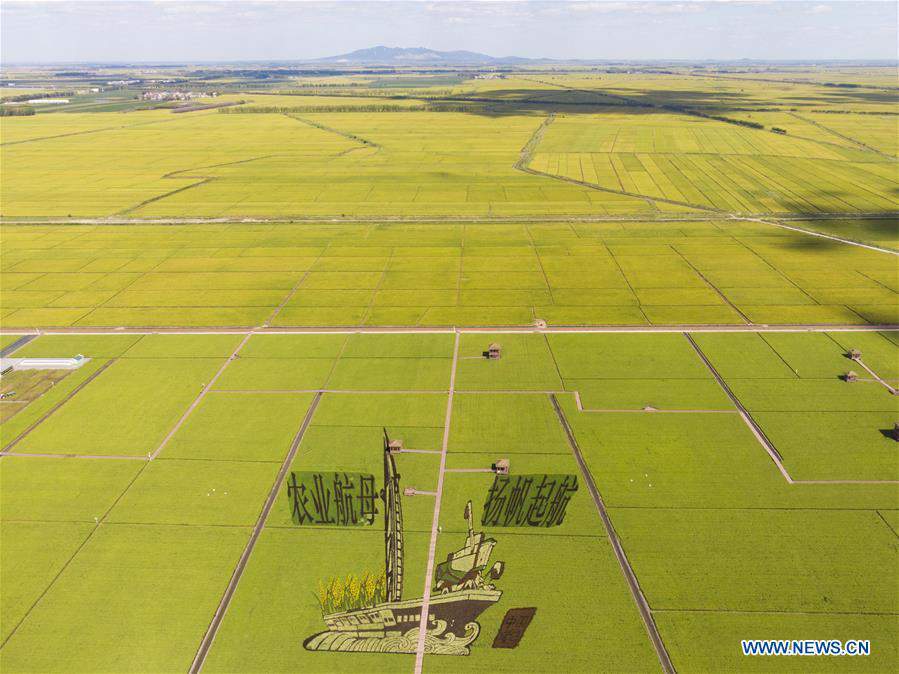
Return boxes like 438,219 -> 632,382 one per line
1,324 -> 896,338
2,213 -> 896,255
413,331 -> 460,674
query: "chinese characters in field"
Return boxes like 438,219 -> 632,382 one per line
287,472 -> 379,526
482,474 -> 578,527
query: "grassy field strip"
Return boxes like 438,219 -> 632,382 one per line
413,330 -> 460,674
738,216 -> 899,255
685,333 -> 899,485
189,392 -> 323,673
149,333 -> 253,459
550,394 -> 675,674
0,359 -> 116,454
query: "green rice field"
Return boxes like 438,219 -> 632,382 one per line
1,64 -> 897,673
1,330 -> 897,673
0,219 -> 896,329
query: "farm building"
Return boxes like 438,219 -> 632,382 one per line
493,459 -> 510,475
0,355 -> 87,373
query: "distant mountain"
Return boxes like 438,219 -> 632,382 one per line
318,46 -> 535,65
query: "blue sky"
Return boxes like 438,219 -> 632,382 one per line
1,1 -> 896,63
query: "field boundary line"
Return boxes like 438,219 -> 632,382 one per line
262,245 -> 330,327
756,333 -> 803,378
606,246 -> 651,324
788,112 -> 896,160
149,333 -> 252,460
512,112 -> 673,213
729,235 -> 822,305
524,223 -> 555,305
854,357 -> 898,395
875,510 -> 899,539
550,393 -> 676,674
0,359 -> 116,454
685,333 -> 794,483
285,113 -> 382,150
413,330 -> 460,674
117,177 -> 214,216
670,246 -> 753,324
0,443 -> 152,649
190,391 -> 323,673
116,154 -> 281,216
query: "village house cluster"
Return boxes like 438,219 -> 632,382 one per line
140,90 -> 218,102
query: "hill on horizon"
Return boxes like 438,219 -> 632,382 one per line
317,45 -> 536,65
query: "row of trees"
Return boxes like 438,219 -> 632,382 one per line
0,91 -> 73,103
220,103 -> 473,113
0,105 -> 35,116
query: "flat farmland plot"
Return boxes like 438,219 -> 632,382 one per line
12,357 -> 225,456
200,528 -> 432,674
529,112 -> 899,214
106,458 -> 279,526
0,457 -> 141,521
657,612 -> 899,673
0,332 -> 897,673
805,113 -> 899,157
1,112 -> 357,217
2,221 -> 896,328
693,331 -> 899,481
1,112 -> 655,218
610,508 -> 896,613
165,392 -> 315,461
2,62 -> 899,674
752,411 -> 898,482
424,524 -> 658,674
449,393 -> 569,452
455,333 -> 562,391
0,521 -> 95,643
0,524 -> 250,673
